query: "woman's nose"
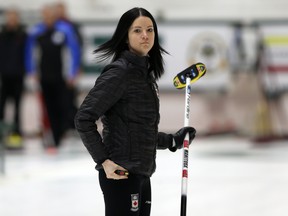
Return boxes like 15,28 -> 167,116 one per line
142,31 -> 148,39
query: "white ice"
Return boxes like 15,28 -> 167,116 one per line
1,136 -> 288,216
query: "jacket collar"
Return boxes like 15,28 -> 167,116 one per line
121,50 -> 149,69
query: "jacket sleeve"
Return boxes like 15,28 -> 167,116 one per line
57,21 -> 81,79
157,132 -> 173,150
74,64 -> 128,164
25,24 -> 42,75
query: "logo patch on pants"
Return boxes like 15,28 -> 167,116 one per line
131,193 -> 139,212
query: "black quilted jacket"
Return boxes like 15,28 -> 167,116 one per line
74,50 -> 172,177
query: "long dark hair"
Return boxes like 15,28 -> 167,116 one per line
94,7 -> 168,80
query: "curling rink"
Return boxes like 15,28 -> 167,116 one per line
1,0 -> 288,215
1,135 -> 288,216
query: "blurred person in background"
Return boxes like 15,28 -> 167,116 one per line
0,8 -> 27,149
55,1 -> 83,130
75,7 -> 196,216
25,4 -> 80,152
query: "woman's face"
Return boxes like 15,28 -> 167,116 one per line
128,16 -> 155,56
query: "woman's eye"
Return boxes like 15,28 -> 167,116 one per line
134,29 -> 141,33
148,28 -> 154,32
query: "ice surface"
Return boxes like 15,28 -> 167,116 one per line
1,136 -> 288,216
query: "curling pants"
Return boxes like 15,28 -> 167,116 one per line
99,169 -> 151,216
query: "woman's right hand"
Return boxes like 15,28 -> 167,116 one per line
102,159 -> 129,180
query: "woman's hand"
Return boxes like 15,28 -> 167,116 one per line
102,159 -> 129,180
169,127 -> 196,152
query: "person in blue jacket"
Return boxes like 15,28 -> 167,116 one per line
25,4 -> 80,149
54,2 -> 83,130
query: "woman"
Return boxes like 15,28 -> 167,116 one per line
74,7 -> 196,216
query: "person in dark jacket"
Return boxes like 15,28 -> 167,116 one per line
74,7 -> 196,216
0,8 -> 27,148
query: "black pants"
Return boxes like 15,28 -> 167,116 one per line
0,75 -> 23,134
40,80 -> 67,146
99,169 -> 151,216
63,86 -> 77,130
